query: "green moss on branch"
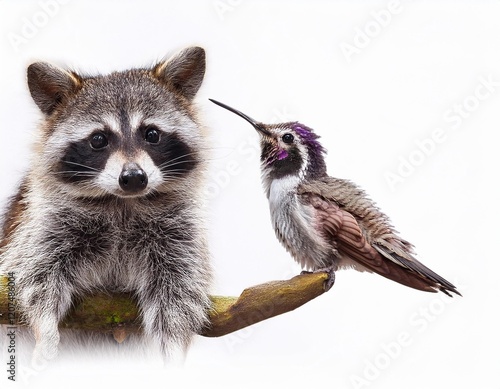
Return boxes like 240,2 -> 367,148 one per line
0,272 -> 329,338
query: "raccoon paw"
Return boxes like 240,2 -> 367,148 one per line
31,342 -> 58,370
31,320 -> 60,368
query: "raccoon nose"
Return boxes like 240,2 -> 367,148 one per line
119,164 -> 148,193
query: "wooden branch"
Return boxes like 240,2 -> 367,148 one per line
205,272 -> 329,336
0,272 -> 329,339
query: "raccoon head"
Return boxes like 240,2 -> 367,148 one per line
27,46 -> 207,200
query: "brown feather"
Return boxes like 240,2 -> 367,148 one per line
299,179 -> 460,296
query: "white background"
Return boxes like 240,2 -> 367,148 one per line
1,1 -> 499,388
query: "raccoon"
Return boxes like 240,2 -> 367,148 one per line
0,46 -> 213,364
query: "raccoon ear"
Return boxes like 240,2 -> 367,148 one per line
153,46 -> 206,101
27,62 -> 82,115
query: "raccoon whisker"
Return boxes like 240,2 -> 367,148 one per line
58,170 -> 118,187
77,181 -> 105,194
161,151 -> 198,162
157,151 -> 218,167
54,169 -> 117,183
60,160 -> 102,172
160,167 -> 190,175
54,171 -> 99,176
158,158 -> 200,170
160,175 -> 182,182
157,153 -> 199,167
161,176 -> 183,182
160,169 -> 191,178
57,172 -> 100,181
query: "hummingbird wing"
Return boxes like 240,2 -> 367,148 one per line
298,178 -> 460,296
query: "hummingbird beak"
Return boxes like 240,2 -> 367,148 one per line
209,99 -> 272,137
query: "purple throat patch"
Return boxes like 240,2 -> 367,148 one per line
277,149 -> 288,160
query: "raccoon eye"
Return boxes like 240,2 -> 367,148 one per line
90,132 -> 108,149
282,133 -> 294,144
145,126 -> 160,144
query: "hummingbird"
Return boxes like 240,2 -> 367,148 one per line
210,98 -> 460,296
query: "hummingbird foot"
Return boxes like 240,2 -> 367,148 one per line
301,266 -> 336,292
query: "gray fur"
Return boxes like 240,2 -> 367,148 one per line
0,47 -> 212,364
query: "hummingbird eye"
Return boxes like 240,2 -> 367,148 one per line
282,133 -> 294,144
